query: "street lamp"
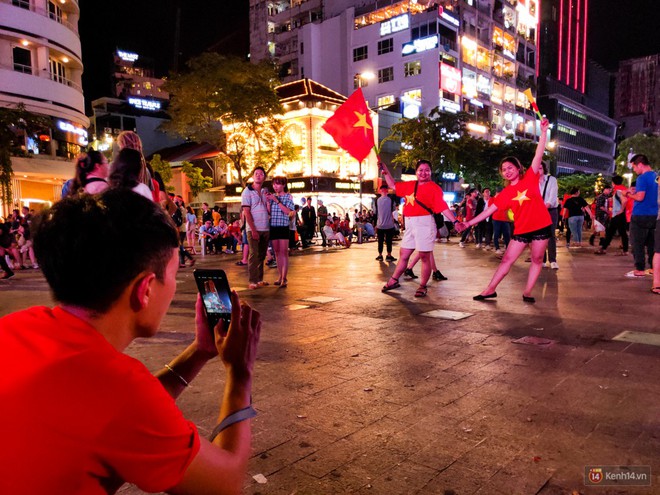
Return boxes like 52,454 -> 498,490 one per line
355,71 -> 375,88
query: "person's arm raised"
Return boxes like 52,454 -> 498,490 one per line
378,161 -> 396,190
168,291 -> 260,495
530,118 -> 550,175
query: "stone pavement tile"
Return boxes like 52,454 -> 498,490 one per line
434,394 -> 495,423
418,464 -> 492,495
352,459 -> 438,494
292,436 -> 369,479
481,456 -> 555,495
244,467 -> 321,495
384,382 -> 474,425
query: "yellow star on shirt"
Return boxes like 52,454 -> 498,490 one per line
353,111 -> 372,136
405,193 -> 416,207
512,189 -> 530,206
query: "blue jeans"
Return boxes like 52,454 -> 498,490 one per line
568,216 -> 584,243
493,220 -> 511,251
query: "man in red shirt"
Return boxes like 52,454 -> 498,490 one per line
0,190 -> 261,494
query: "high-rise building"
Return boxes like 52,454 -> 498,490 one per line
0,0 -> 88,212
615,54 -> 659,138
537,0 -> 617,175
250,0 -> 541,147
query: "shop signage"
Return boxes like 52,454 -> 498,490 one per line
441,172 -> 458,181
128,98 -> 162,111
438,7 -> 460,27
440,63 -> 461,94
380,14 -> 409,36
117,50 -> 139,62
402,35 -> 438,55
56,120 -> 88,145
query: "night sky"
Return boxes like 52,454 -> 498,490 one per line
78,0 -> 659,108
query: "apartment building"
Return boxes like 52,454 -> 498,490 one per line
615,54 -> 659,138
0,0 -> 88,212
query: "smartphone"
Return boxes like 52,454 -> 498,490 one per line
193,269 -> 232,332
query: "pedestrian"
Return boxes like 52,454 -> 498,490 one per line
563,188 -> 593,247
0,189 -> 261,493
539,162 -> 559,269
475,188 -> 493,249
108,148 -> 153,200
595,175 -> 629,256
456,118 -> 551,303
651,175 -> 660,294
459,188 -> 478,248
379,159 -> 460,298
590,185 -> 612,246
300,196 -> 317,248
241,167 -> 270,289
317,199 -> 329,247
624,154 -> 658,278
266,176 -> 295,288
186,206 -> 198,254
67,150 -> 109,196
374,184 -> 397,262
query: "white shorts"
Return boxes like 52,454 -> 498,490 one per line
401,216 -> 436,252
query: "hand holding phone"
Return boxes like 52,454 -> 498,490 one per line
194,269 -> 232,333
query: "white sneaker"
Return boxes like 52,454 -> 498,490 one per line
475,243 -> 482,249
459,242 -> 465,248
494,249 -> 503,255
550,262 -> 559,270
225,249 -> 234,254
485,245 -> 492,251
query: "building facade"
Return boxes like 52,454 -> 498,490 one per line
0,0 -> 88,213
615,54 -> 660,138
250,0 -> 541,146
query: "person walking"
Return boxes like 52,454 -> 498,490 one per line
595,175 -> 629,256
539,162 -> 559,269
379,159 -> 460,298
241,167 -> 270,289
458,188 -> 478,248
300,197 -> 317,248
317,200 -> 329,247
456,118 -> 551,303
374,184 -> 397,262
624,154 -> 658,278
563,188 -> 593,247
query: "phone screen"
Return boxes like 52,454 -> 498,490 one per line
193,269 -> 232,331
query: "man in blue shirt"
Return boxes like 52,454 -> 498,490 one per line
625,154 -> 658,277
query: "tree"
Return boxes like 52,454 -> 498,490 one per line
181,161 -> 213,199
614,133 -> 660,176
0,104 -> 49,211
556,173 -> 599,199
149,154 -> 173,192
162,53 -> 299,186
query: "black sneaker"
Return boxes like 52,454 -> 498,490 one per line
385,255 -> 397,262
375,255 -> 383,261
432,270 -> 448,281
404,268 -> 418,279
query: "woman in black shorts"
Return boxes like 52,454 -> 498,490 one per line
266,176 -> 295,287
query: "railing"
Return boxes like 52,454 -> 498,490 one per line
49,71 -> 82,92
12,62 -> 33,74
7,0 -> 79,34
0,61 -> 83,93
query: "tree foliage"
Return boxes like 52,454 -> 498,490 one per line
556,173 -> 601,199
614,133 -> 660,176
162,53 -> 298,186
387,107 -> 545,192
0,104 -> 49,209
149,154 -> 173,192
181,161 -> 213,199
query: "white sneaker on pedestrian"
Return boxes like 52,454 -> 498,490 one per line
550,262 -> 559,270
475,243 -> 482,249
459,242 -> 465,248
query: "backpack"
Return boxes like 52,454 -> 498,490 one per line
172,207 -> 183,227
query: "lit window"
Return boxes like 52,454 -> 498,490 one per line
404,61 -> 421,77
378,67 -> 394,83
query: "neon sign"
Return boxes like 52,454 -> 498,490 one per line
440,63 -> 461,95
380,14 -> 409,36
402,35 -> 438,55
117,50 -> 139,62
128,98 -> 162,111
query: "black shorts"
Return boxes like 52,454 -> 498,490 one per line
655,218 -> 660,254
512,225 -> 553,244
269,226 -> 290,240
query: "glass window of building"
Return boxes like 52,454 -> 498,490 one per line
462,68 -> 477,98
353,45 -> 368,62
48,1 -> 63,22
477,74 -> 491,95
378,67 -> 394,83
504,85 -> 516,105
515,90 -> 529,109
476,47 -> 491,72
491,81 -> 503,104
12,46 -> 32,74
378,38 -> 393,55
461,36 -> 477,67
377,95 -> 395,107
12,0 -> 30,9
402,89 -> 422,103
404,61 -> 421,77
49,58 -> 67,85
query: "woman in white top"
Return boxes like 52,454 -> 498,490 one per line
68,150 -> 109,196
185,206 -> 198,254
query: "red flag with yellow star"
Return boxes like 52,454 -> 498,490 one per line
322,88 -> 375,162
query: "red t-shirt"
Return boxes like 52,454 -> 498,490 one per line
492,168 -> 552,235
0,307 -> 200,494
491,197 -> 512,222
395,181 -> 449,217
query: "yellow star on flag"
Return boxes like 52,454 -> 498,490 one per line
512,189 -> 530,206
353,111 -> 372,136
405,193 -> 416,207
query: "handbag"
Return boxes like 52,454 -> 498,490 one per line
413,181 -> 446,231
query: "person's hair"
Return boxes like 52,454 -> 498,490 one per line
186,205 -> 194,215
570,187 -> 580,194
306,196 -> 312,201
630,154 -> 649,166
467,188 -> 476,196
33,190 -> 178,313
541,161 -> 549,175
415,159 -> 432,171
612,175 -> 623,185
108,148 -> 143,190
69,150 -> 105,196
253,166 -> 266,175
117,131 -> 143,153
500,156 -> 524,175
272,176 -> 288,192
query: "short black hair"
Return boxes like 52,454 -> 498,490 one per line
612,175 -> 623,185
33,190 -> 179,313
415,159 -> 432,170
630,154 -> 649,166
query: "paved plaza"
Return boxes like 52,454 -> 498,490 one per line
2,236 -> 659,494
